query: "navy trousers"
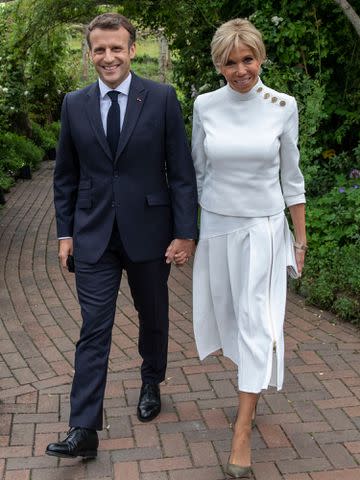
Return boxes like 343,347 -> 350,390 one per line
69,225 -> 171,430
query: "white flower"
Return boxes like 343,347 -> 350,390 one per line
44,93 -> 49,99
2,87 -> 8,93
10,106 -> 15,110
24,90 -> 29,96
190,84 -> 198,98
57,89 -> 61,95
271,16 -> 283,26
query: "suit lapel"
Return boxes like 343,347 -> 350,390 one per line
115,73 -> 147,162
85,82 -> 113,162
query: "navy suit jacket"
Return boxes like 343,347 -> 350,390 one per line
54,73 -> 198,263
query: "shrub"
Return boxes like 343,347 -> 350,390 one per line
0,134 -> 26,175
46,121 -> 61,140
134,53 -> 158,64
8,133 -> 44,169
295,175 -> 360,324
0,132 -> 44,187
0,168 -> 15,191
30,121 -> 58,152
334,296 -> 359,322
306,177 -> 360,251
298,243 -> 360,324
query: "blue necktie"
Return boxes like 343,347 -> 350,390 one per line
107,91 -> 120,159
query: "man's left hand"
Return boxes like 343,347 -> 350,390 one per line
165,239 -> 195,265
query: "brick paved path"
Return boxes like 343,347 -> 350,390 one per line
1,161 -> 360,480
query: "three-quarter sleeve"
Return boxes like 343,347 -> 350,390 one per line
279,97 -> 306,207
191,98 -> 207,201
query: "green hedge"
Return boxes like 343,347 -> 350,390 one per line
0,132 -> 43,190
0,121 -> 59,193
30,121 -> 59,152
293,169 -> 360,324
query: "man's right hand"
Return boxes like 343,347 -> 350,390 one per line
58,238 -> 73,269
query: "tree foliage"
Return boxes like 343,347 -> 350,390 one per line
333,0 -> 360,36
0,0 -> 109,132
122,1 -> 359,147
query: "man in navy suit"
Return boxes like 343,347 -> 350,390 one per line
46,13 -> 197,459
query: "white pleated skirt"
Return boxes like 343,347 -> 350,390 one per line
193,209 -> 297,392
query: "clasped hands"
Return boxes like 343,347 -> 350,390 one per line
58,238 -> 195,269
165,239 -> 195,266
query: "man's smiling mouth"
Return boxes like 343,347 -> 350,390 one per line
103,65 -> 120,71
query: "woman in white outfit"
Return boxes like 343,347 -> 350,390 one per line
191,19 -> 307,478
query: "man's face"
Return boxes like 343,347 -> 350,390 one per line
89,26 -> 136,88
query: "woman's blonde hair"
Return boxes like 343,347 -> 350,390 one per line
211,18 -> 266,72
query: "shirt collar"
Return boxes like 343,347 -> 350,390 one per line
98,72 -> 132,99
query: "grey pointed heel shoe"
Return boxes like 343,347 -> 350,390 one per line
226,461 -> 252,478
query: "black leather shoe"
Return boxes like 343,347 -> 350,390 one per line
45,427 -> 98,459
137,383 -> 161,422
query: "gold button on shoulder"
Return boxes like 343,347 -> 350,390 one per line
256,87 -> 263,93
264,93 -> 270,99
271,96 -> 278,103
280,100 -> 286,107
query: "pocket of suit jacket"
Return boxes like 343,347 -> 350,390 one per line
77,179 -> 92,209
146,191 -> 170,206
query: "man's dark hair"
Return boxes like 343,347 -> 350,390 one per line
86,13 -> 136,48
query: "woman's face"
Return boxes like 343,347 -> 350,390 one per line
220,43 -> 261,93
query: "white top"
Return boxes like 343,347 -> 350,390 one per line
98,73 -> 132,133
191,77 -> 305,217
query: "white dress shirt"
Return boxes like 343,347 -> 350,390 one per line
98,73 -> 132,133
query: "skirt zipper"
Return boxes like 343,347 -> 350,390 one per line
267,217 -> 277,352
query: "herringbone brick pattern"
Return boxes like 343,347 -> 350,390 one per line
1,161 -> 360,479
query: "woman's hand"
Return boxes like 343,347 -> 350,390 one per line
174,250 -> 190,266
165,239 -> 196,265
289,203 -> 306,277
295,247 -> 306,276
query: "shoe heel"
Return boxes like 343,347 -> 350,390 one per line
226,458 -> 251,478
80,450 -> 97,459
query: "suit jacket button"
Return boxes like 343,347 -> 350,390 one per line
111,202 -> 115,207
